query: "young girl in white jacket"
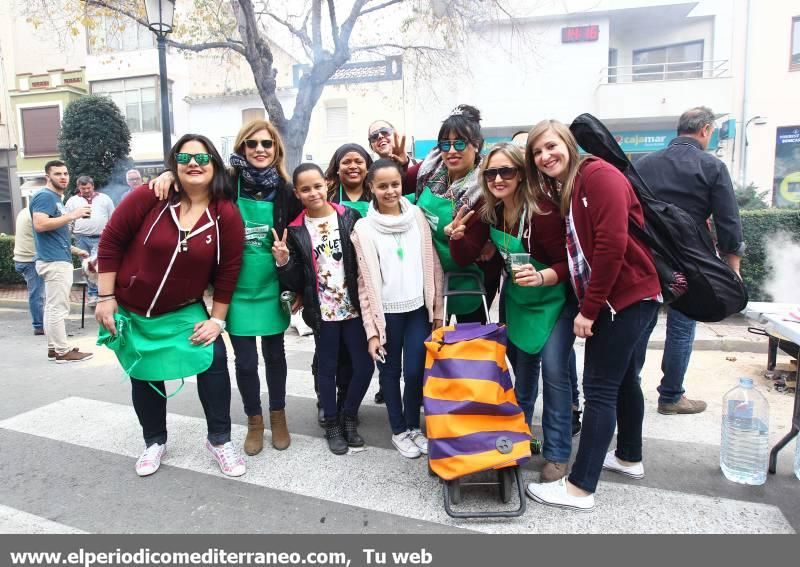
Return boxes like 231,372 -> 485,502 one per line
351,159 -> 444,459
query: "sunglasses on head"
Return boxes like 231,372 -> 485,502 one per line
175,152 -> 211,166
368,127 -> 393,143
244,139 -> 274,150
438,139 -> 468,152
483,166 -> 518,182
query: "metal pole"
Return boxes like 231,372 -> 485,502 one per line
739,0 -> 752,186
157,34 -> 171,161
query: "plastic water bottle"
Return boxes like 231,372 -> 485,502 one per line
720,377 -> 769,485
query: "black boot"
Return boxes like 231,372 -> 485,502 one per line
342,414 -> 365,447
323,418 -> 348,455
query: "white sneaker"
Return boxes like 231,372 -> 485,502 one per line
135,443 -> 166,477
602,450 -> 644,479
291,311 -> 313,336
392,431 -> 422,459
206,440 -> 246,477
525,477 -> 595,512
408,428 -> 428,455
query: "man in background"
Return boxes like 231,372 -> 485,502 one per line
637,106 -> 744,415
65,175 -> 115,306
31,160 -> 93,363
13,206 -> 45,335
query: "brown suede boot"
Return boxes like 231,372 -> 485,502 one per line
244,415 -> 264,456
269,409 -> 291,450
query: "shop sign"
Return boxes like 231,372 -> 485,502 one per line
773,126 -> 800,207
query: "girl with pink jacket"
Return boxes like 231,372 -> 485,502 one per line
351,159 -> 444,459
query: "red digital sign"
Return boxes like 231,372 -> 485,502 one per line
562,25 -> 600,43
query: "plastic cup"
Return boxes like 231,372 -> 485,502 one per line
509,253 -> 531,284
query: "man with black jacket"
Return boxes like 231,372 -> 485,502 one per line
636,106 -> 745,415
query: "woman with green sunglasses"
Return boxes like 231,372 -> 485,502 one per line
405,104 -> 501,322
151,120 -> 302,458
96,133 -> 247,479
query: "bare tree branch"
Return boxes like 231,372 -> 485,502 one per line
337,0 -> 370,57
265,11 -> 312,50
311,0 -> 323,59
326,0 -> 340,49
361,0 -> 405,17
352,43 -> 447,54
85,0 -> 146,27
230,0 -> 288,131
167,39 -> 245,55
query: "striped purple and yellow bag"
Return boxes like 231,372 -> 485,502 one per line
423,322 -> 532,481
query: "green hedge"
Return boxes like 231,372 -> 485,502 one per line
0,235 -> 83,285
740,209 -> 800,301
0,236 -> 24,285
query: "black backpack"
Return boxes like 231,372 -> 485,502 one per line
569,113 -> 748,322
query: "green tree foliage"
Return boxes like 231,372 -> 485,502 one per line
734,182 -> 769,210
58,95 -> 131,195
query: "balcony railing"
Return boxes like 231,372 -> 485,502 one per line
600,59 -> 730,85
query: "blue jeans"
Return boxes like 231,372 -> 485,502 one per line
315,318 -> 375,420
507,301 -> 578,464
569,349 -> 580,408
568,301 -> 659,494
74,234 -> 100,298
230,333 -> 287,414
656,307 -> 696,404
378,306 -> 429,434
14,261 -> 44,330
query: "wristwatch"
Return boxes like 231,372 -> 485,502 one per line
209,317 -> 227,332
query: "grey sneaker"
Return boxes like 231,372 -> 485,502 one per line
658,396 -> 707,415
55,349 -> 94,364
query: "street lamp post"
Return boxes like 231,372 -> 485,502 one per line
741,115 -> 767,189
145,0 -> 176,161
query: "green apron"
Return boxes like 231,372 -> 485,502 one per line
97,302 -> 214,382
339,184 -> 370,217
226,176 -> 289,336
489,218 -> 566,355
416,187 -> 483,315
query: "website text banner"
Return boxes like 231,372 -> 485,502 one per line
0,534 -> 794,567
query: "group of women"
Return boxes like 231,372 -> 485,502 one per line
94,103 -> 661,512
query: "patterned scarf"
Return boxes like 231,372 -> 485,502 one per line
415,149 -> 483,215
565,206 -> 591,306
229,153 -> 282,192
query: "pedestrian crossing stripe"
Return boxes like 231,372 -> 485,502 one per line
0,398 -> 793,534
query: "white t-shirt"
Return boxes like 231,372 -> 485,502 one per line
65,192 -> 115,236
305,212 -> 358,321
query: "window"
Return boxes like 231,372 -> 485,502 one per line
792,17 -> 800,70
632,41 -> 704,81
92,77 -> 164,133
242,108 -> 266,123
20,106 -> 60,156
326,101 -> 348,137
88,14 -> 155,53
608,48 -> 618,83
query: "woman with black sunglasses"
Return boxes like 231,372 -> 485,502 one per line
407,104 -> 501,322
447,142 -> 576,482
151,120 -> 301,457
95,134 -> 246,478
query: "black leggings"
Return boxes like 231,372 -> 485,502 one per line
131,337 -> 232,447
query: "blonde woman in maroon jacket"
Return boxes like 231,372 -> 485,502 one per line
523,120 -> 662,511
96,134 -> 246,479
